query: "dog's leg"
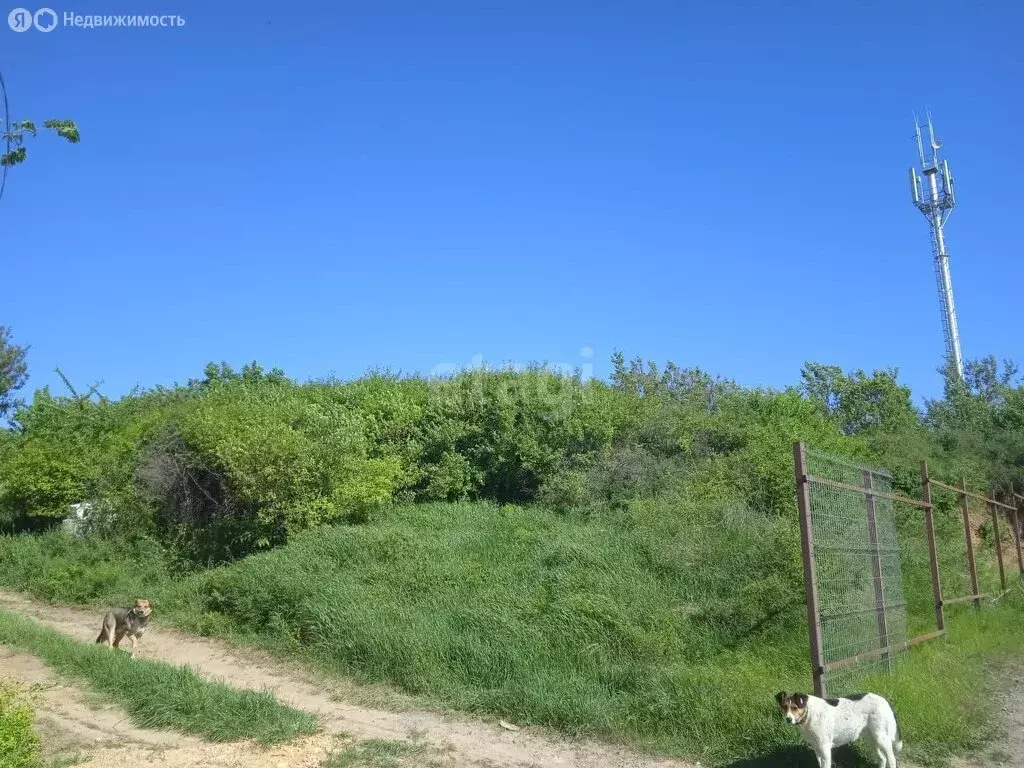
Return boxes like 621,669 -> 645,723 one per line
129,634 -> 138,658
861,729 -> 884,767
113,629 -> 125,649
816,745 -> 832,768
96,615 -> 114,647
880,741 -> 897,768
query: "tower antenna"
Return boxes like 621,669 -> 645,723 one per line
909,111 -> 963,380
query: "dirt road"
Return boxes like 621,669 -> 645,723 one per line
0,589 -> 692,768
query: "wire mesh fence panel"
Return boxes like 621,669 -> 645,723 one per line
970,496 -> 1004,598
929,483 -> 974,603
802,448 -> 909,696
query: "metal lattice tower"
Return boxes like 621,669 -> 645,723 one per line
909,112 -> 963,380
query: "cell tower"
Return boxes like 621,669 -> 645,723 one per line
909,112 -> 963,380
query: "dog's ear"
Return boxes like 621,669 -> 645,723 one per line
775,691 -> 787,706
794,693 -> 808,707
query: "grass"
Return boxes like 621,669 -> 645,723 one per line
857,598 -> 1024,766
322,735 -> 452,768
0,680 -> 41,768
47,756 -> 87,768
0,500 -> 1022,766
0,609 -> 320,745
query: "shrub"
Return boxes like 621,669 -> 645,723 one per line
132,381 -> 404,561
1,352 -> 1022,567
413,368 -> 616,503
0,682 -> 40,768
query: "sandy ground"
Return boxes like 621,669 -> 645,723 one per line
0,589 -> 692,768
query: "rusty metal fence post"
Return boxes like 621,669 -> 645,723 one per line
920,462 -> 944,632
959,478 -> 982,608
989,492 -> 1007,592
793,441 -> 827,698
862,470 -> 891,671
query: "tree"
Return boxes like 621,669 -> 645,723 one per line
799,362 -> 919,437
0,119 -> 80,169
186,360 -> 289,390
924,356 -> 1024,487
0,326 -> 28,417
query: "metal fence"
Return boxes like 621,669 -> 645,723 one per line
792,441 -> 1023,698
922,468 -> 1020,609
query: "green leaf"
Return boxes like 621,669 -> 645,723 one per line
0,147 -> 28,167
43,119 -> 80,143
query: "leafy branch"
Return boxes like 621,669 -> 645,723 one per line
1,118 -> 80,167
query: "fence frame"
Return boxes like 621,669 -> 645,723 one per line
793,442 -> 827,697
795,443 -> 1024,696
792,442 -> 942,698
925,476 -> 1024,598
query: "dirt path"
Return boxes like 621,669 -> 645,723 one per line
0,589 -> 692,768
948,667 -> 1024,768
0,646 -> 338,768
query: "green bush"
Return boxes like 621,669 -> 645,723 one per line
2,351 -> 1022,568
412,367 -> 616,503
0,682 -> 40,768
127,379 -> 408,561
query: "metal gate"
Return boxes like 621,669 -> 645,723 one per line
793,443 -> 911,697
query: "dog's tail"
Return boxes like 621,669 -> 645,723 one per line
893,709 -> 904,753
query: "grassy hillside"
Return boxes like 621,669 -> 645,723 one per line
0,353 -> 1022,764
0,500 -> 1020,765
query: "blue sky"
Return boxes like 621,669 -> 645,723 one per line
2,1 -> 1021,406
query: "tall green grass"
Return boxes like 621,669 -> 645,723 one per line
0,529 -> 173,605
0,503 -> 1021,766
0,681 -> 41,768
857,598 -> 1024,766
0,609 -> 320,745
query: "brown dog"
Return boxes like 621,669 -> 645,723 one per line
95,599 -> 152,657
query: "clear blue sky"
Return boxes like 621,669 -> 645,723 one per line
2,1 -> 1021,406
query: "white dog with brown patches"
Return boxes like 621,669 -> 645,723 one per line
775,691 -> 903,768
